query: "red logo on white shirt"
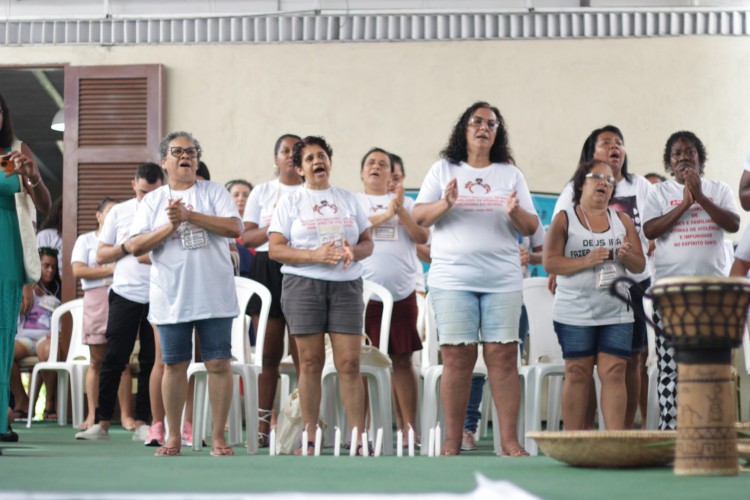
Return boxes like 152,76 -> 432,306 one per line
313,200 -> 339,216
464,178 -> 491,194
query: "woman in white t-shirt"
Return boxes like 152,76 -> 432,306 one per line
544,159 -> 645,430
241,134 -> 303,447
269,136 -> 373,456
71,197 -> 137,431
130,131 -> 243,457
643,131 -> 740,430
413,102 -> 539,456
357,147 -> 428,438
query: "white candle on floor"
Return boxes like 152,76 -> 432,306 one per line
435,423 -> 441,457
301,429 -> 309,456
427,427 -> 435,457
350,426 -> 358,457
374,428 -> 383,457
408,425 -> 415,457
269,428 -> 276,456
314,425 -> 322,456
334,427 -> 341,457
396,430 -> 403,457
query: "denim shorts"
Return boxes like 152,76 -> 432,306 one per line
553,321 -> 633,360
429,288 -> 522,345
157,317 -> 233,363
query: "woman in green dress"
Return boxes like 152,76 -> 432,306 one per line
0,93 -> 51,443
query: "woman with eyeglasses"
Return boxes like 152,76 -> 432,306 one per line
544,159 -> 645,431
413,102 -> 539,456
241,134 -> 303,448
551,125 -> 654,429
129,131 -> 243,457
643,131 -> 739,430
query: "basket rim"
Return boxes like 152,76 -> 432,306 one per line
650,276 -> 750,295
527,430 -> 676,440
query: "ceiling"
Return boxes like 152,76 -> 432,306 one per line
0,67 -> 64,204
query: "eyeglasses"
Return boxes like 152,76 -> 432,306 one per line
670,148 -> 698,159
585,172 -> 616,186
468,117 -> 500,132
169,147 -> 200,159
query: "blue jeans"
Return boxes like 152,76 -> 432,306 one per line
464,376 -> 486,433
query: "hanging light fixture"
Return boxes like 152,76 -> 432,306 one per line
50,108 -> 64,132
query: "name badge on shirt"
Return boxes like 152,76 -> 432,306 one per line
596,262 -> 618,289
373,218 -> 398,241
317,221 -> 345,247
178,222 -> 209,250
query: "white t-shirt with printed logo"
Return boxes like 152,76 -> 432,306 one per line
553,173 -> 653,283
99,198 -> 151,304
130,180 -> 240,324
269,186 -> 371,282
643,178 -> 738,281
415,160 -> 538,293
243,179 -> 303,252
71,231 -> 113,291
356,192 -> 419,301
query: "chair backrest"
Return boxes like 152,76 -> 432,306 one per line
744,320 -> 750,375
362,279 -> 393,355
47,298 -> 85,364
423,292 -> 439,369
233,276 -> 271,367
523,277 -> 563,365
415,292 -> 426,341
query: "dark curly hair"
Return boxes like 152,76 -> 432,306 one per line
577,125 -> 630,183
662,131 -> 707,178
572,159 -> 613,205
40,197 -> 63,233
292,136 -> 333,168
0,93 -> 14,149
440,102 -> 513,165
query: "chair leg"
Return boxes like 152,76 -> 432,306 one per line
26,368 -> 41,428
56,371 -> 69,426
192,372 -> 208,451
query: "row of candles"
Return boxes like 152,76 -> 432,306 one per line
268,424 -> 445,456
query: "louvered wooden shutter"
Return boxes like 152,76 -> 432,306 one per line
61,65 -> 163,302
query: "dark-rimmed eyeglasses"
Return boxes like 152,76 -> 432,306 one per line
585,172 -> 616,186
169,147 -> 200,159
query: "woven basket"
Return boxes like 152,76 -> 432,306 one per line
527,430 -> 676,468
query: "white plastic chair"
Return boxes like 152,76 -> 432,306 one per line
320,279 -> 395,455
187,276 -> 270,454
521,277 -> 566,455
26,298 -> 87,428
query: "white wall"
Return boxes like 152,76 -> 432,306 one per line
2,35 -> 750,233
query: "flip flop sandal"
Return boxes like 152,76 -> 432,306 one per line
210,446 -> 235,457
43,409 -> 57,421
502,446 -> 530,457
154,445 -> 181,457
293,442 -> 315,456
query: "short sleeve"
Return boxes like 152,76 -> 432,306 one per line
415,162 -> 444,205
129,196 -> 155,237
70,234 -> 88,265
99,206 -> 118,245
553,183 -> 575,217
643,185 -> 665,224
268,195 -> 292,240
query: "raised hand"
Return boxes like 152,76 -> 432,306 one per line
584,246 -> 610,268
616,235 -> 634,261
313,240 -> 344,265
506,190 -> 519,216
341,239 -> 355,269
444,178 -> 458,207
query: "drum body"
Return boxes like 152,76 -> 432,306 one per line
651,276 -> 750,477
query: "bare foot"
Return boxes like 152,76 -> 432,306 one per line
502,443 -> 530,457
121,416 -> 137,431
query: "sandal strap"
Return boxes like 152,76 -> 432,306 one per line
258,408 -> 273,424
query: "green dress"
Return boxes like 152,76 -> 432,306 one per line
0,172 -> 24,434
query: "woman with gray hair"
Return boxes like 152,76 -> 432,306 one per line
129,131 -> 242,457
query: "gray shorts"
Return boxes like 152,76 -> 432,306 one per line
281,274 -> 363,335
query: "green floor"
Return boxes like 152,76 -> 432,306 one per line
1,422 -> 749,499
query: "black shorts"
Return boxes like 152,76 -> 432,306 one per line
248,251 -> 285,318
629,277 -> 651,352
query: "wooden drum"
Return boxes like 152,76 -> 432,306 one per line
651,276 -> 750,476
